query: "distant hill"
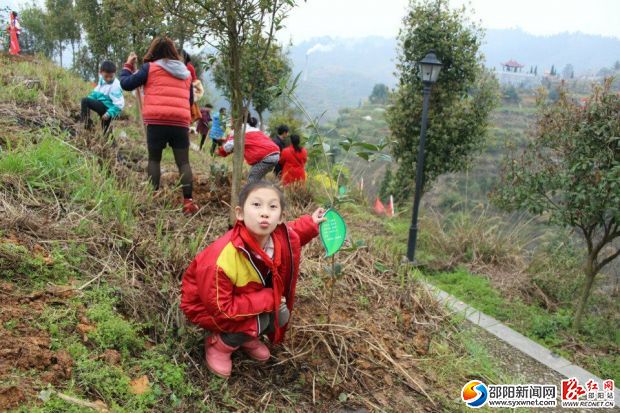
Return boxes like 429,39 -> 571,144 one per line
482,29 -> 620,74
289,29 -> 620,117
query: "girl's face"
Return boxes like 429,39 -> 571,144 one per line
235,188 -> 283,239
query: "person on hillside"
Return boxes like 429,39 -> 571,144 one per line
119,36 -> 198,215
7,11 -> 21,56
208,107 -> 227,155
180,180 -> 326,378
197,104 -> 213,151
272,125 -> 288,177
278,134 -> 308,186
80,61 -> 125,136
182,50 -> 204,123
217,114 -> 281,183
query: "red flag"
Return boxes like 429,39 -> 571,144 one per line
373,197 -> 386,215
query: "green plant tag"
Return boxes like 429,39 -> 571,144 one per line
338,185 -> 347,195
319,209 -> 347,258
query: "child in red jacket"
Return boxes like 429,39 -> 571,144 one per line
279,134 -> 308,186
180,181 -> 325,378
217,115 -> 280,183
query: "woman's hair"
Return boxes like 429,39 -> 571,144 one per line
238,181 -> 286,211
290,134 -> 302,152
143,37 -> 181,63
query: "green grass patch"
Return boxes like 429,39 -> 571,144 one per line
0,55 -> 91,110
0,240 -> 82,288
426,268 -> 619,382
0,131 -> 138,234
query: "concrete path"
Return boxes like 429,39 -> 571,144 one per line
424,282 -> 620,401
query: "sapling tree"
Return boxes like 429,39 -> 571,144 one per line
274,74 -> 390,322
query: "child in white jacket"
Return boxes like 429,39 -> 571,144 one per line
80,61 -> 125,136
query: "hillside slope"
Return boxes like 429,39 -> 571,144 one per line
0,53 -> 515,413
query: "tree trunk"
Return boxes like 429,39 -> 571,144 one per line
59,41 -> 63,67
258,111 -> 264,131
573,256 -> 597,330
226,0 -> 246,226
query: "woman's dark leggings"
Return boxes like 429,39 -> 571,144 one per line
146,125 -> 193,199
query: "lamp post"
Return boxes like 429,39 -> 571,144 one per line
406,51 -> 442,263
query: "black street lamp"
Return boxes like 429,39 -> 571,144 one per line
406,51 -> 442,263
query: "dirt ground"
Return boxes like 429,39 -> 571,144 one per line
0,280 -> 74,411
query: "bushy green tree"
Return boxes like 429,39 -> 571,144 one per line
46,0 -> 78,66
17,5 -> 56,57
562,64 -> 574,80
369,83 -> 389,104
1,6 -> 11,51
502,84 -> 521,104
492,80 -> 620,329
75,0 -> 179,79
386,0 -> 498,202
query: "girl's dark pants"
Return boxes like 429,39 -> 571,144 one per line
220,312 -> 274,347
80,98 -> 112,135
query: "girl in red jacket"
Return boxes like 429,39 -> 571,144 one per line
279,134 -> 308,186
180,181 -> 325,378
119,37 -> 198,215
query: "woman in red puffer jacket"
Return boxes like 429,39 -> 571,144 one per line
120,37 -> 198,215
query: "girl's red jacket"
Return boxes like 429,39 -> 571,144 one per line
279,146 -> 308,185
180,216 -> 319,344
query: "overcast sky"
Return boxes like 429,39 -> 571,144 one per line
5,0 -> 620,42
279,0 -> 620,42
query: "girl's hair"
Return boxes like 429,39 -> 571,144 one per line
181,49 -> 191,64
246,113 -> 258,128
290,134 -> 302,152
143,37 -> 181,63
238,181 -> 286,211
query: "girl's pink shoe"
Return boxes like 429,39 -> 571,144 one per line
205,334 -> 238,378
240,337 -> 270,361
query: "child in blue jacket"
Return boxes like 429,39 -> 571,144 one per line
80,61 -> 125,136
